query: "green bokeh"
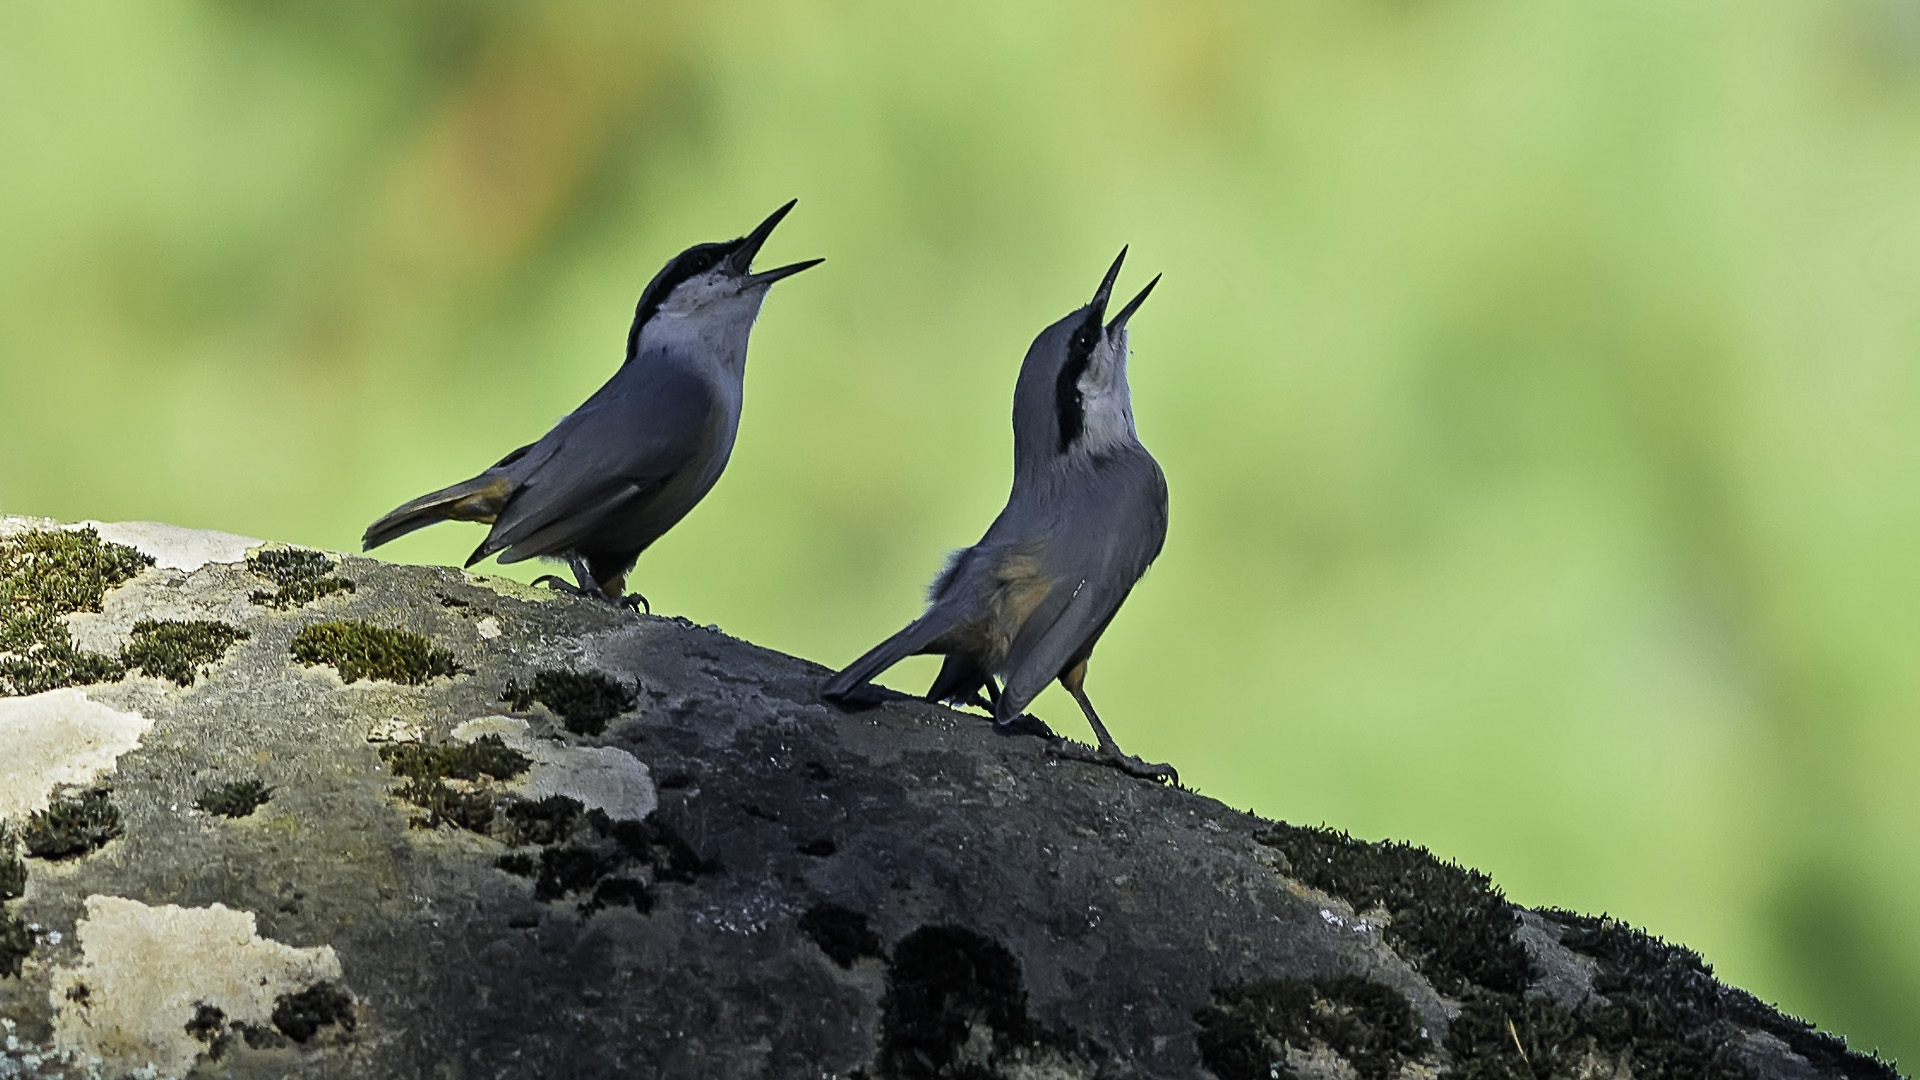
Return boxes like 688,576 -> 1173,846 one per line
4,0 -> 1917,1064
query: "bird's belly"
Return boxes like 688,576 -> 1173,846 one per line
929,549 -> 1053,673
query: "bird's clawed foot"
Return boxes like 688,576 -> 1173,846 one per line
532,574 -> 594,598
1048,741 -> 1179,786
531,575 -> 649,614
1099,748 -> 1179,786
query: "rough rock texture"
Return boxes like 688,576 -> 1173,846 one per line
0,516 -> 1903,1080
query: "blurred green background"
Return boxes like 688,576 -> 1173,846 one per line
3,0 -> 1917,1064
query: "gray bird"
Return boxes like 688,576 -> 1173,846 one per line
822,249 -> 1174,783
361,200 -> 821,608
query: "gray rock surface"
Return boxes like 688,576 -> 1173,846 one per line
0,516 -> 1902,1080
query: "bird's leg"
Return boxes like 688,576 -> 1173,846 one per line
1059,662 -> 1177,785
533,555 -> 604,599
597,570 -> 651,614
534,558 -> 648,612
531,562 -> 596,598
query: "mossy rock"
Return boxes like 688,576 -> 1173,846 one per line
501,669 -> 636,735
248,549 -> 355,609
0,516 -> 1897,1080
122,619 -> 249,686
291,620 -> 459,684
23,788 -> 123,861
0,526 -> 152,696
194,779 -> 275,819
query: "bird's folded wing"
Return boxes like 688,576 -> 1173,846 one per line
995,575 -> 1129,720
467,369 -> 715,565
474,475 -> 663,566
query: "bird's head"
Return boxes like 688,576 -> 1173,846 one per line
624,200 -> 823,361
1015,248 -> 1160,463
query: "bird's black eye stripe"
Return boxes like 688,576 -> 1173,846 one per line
1054,309 -> 1102,452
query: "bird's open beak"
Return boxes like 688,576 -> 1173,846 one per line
1090,246 -> 1128,322
1106,274 -> 1160,335
746,257 -> 825,287
730,198 -> 824,285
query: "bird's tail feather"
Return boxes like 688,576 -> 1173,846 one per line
821,611 -> 952,704
924,654 -> 990,706
362,474 -> 513,552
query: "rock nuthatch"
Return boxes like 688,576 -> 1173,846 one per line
362,201 -> 821,609
823,249 -> 1174,783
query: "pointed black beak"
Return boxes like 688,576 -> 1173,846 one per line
1090,246 -> 1127,322
728,198 -> 823,286
746,256 -> 825,287
1106,273 -> 1160,335
729,199 -> 794,273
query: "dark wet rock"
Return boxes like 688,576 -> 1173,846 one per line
0,516 -> 1901,1080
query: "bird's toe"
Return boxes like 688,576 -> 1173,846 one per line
532,574 -> 591,598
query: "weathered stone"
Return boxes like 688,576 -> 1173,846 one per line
0,517 -> 1901,1080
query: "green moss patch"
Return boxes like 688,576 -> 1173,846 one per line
123,619 -> 249,686
502,795 -> 584,847
1255,823 -> 1534,996
502,669 -> 636,736
380,735 -> 530,831
185,1002 -> 227,1043
24,787 -> 123,860
395,778 -> 500,832
1427,912 -> 1906,1080
0,527 -> 248,693
271,982 -> 356,1043
378,733 -> 714,916
247,549 -> 355,609
493,807 -> 717,914
1197,976 -> 1430,1080
291,621 -> 459,684
0,828 -> 27,977
0,910 -> 30,978
0,526 -> 152,696
1440,989 -> 1614,1080
194,779 -> 274,818
0,526 -> 152,616
1539,911 -> 1902,1080
0,831 -> 23,902
381,735 -> 530,784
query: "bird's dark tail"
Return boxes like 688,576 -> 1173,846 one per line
362,473 -> 513,552
821,611 -> 953,706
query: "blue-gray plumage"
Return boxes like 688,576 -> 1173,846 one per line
823,249 -> 1175,783
362,200 -> 821,608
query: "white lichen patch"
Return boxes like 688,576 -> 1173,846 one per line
451,716 -> 656,821
365,716 -> 426,743
49,896 -> 343,1078
81,520 -> 260,572
0,689 -> 152,819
